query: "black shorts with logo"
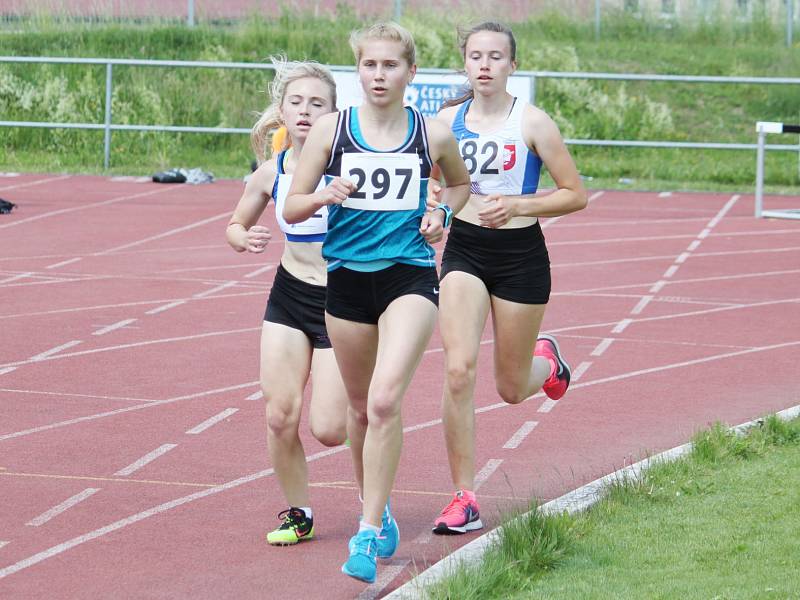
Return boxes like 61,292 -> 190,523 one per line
265,263 -> 331,349
440,219 -> 551,304
326,263 -> 439,325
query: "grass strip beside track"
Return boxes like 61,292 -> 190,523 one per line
422,414 -> 800,600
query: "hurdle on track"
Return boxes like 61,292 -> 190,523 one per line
754,121 -> 800,220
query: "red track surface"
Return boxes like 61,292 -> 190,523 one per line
1,173 -> 798,598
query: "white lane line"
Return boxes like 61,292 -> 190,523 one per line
571,362 -> 593,382
675,252 -> 691,264
94,212 -> 231,256
0,187 -> 169,230
591,338 -> 615,357
537,399 -> 558,413
611,319 -> 632,334
0,367 -> 17,376
708,195 -> 739,229
0,272 -> 33,285
145,300 -> 186,315
502,422 -> 538,449
649,281 -> 667,293
0,444 -> 346,580
698,228 -> 712,239
0,541 -> 8,550
474,459 -> 503,491
92,319 -> 137,336
0,174 -> 70,192
45,258 -> 83,269
630,295 -> 653,315
185,408 -> 239,435
246,390 -> 263,401
244,265 -> 275,279
0,326 -> 260,370
193,281 -> 238,298
687,240 -> 701,252
541,191 -> 604,229
29,341 -> 83,361
3,367 -> 798,579
114,444 -> 178,477
0,388 -> 157,403
0,381 -> 258,442
663,265 -> 679,278
26,488 -> 101,527
357,560 -> 411,600
657,191 -> 672,197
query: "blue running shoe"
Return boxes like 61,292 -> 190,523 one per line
341,530 -> 377,583
377,502 -> 399,559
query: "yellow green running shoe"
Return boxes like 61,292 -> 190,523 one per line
266,508 -> 314,546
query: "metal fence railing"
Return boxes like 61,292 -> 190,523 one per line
1,55 -> 800,170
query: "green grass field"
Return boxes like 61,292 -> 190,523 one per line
1,10 -> 799,191
423,414 -> 800,599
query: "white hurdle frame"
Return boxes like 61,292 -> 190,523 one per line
755,120 -> 800,220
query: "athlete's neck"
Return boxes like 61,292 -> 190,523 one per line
468,91 -> 514,120
283,141 -> 305,174
356,105 -> 408,149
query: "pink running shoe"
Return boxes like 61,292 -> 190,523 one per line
535,334 -> 571,400
432,490 -> 483,535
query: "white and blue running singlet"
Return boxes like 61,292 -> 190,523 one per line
322,106 -> 434,271
272,150 -> 327,242
451,97 -> 542,196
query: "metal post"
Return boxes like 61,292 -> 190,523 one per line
188,0 -> 195,27
595,0 -> 601,41
530,74 -> 536,105
103,63 -> 113,170
394,0 -> 402,20
754,127 -> 765,217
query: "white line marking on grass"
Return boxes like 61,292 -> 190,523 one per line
0,187 -> 169,230
114,444 -> 177,476
0,272 -> 33,284
92,319 -> 137,336
663,265 -> 679,278
193,281 -> 238,298
386,398 -> 799,600
571,362 -> 592,382
611,319 -> 632,334
26,488 -> 101,527
185,408 -> 239,435
0,381 -> 258,442
29,341 -> 83,361
537,399 -> 558,413
630,295 -> 653,315
591,338 -> 615,356
502,422 -> 538,449
649,281 -> 666,293
474,459 -> 503,491
358,560 -> 411,600
145,300 -> 187,315
45,258 -> 82,269
246,390 -> 263,401
0,368 -> 17,376
244,265 -> 275,279
93,212 -> 231,256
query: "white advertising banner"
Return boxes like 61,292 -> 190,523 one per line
332,71 -> 531,117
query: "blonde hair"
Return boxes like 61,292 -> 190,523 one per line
250,56 -> 337,163
349,22 -> 416,67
